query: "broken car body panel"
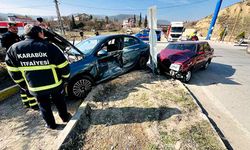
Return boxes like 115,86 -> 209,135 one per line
157,41 -> 214,82
44,30 -> 149,98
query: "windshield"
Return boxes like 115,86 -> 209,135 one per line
73,39 -> 100,55
167,43 -> 196,52
139,30 -> 149,35
171,27 -> 184,33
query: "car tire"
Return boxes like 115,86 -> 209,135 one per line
68,75 -> 93,99
183,70 -> 192,83
137,56 -> 148,69
202,61 -> 210,70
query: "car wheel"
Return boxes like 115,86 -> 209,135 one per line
183,70 -> 192,83
202,61 -> 209,70
68,75 -> 93,99
137,56 -> 148,69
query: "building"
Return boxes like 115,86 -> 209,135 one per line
122,18 -> 135,28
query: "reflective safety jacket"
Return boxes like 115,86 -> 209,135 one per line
5,37 -> 70,96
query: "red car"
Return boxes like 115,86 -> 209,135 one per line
157,41 -> 214,82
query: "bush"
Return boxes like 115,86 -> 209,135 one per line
235,31 -> 245,40
219,28 -> 227,41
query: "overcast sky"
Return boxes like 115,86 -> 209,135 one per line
0,0 -> 241,21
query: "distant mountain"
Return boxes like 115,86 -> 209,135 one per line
93,14 -> 170,25
0,12 -> 170,26
158,19 -> 170,25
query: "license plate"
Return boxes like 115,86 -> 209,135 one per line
169,64 -> 180,71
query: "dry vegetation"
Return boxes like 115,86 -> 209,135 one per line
74,71 -> 226,150
194,0 -> 250,41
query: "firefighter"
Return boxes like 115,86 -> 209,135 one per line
5,24 -> 71,129
2,23 -> 38,110
1,23 -> 20,50
189,31 -> 199,41
20,89 -> 39,110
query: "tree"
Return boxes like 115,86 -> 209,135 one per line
89,15 -> 93,20
70,15 -> 76,29
105,16 -> 109,24
144,15 -> 148,28
133,14 -> 136,26
77,22 -> 85,29
138,13 -> 142,27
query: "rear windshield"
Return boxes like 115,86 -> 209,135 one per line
166,43 -> 196,52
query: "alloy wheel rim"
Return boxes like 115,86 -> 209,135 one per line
186,71 -> 191,81
73,79 -> 92,98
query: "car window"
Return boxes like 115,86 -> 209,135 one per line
103,38 -> 123,52
197,44 -> 204,52
74,39 -> 99,54
124,37 -> 139,47
204,42 -> 211,51
167,43 -> 196,52
139,30 -> 149,35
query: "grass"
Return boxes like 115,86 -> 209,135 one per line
160,89 -> 198,111
160,131 -> 177,150
180,121 -> 225,150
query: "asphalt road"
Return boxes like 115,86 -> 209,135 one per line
156,41 -> 250,150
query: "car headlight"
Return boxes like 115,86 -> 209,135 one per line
169,63 -> 181,71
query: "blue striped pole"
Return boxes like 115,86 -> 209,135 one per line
206,0 -> 223,40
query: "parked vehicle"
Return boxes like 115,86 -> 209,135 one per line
135,29 -> 161,41
44,30 -> 150,98
126,29 -> 133,35
166,22 -> 184,42
157,41 -> 214,82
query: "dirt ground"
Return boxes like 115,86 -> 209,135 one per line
0,70 -> 225,150
0,92 -> 82,150
75,71 -> 225,150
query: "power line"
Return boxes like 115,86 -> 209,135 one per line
62,0 -> 209,12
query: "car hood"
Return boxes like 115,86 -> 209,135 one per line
43,29 -> 83,55
159,49 -> 195,63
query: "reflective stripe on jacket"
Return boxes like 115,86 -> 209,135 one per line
5,38 -> 70,95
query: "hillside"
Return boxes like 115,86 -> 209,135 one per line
195,0 -> 250,41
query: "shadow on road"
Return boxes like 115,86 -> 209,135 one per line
91,70 -> 169,102
189,62 -> 240,86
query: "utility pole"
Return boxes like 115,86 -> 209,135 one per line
206,0 -> 223,40
54,0 -> 65,36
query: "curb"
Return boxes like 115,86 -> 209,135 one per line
53,102 -> 91,150
247,45 -> 250,54
178,81 -> 232,150
0,85 -> 19,102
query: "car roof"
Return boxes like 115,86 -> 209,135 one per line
169,41 -> 208,44
88,34 -> 137,40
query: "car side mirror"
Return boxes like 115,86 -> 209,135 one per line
97,49 -> 108,57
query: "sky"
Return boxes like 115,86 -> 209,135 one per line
0,0 -> 241,21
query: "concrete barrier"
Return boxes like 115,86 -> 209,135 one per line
53,102 -> 91,150
0,85 -> 19,102
247,44 -> 250,54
